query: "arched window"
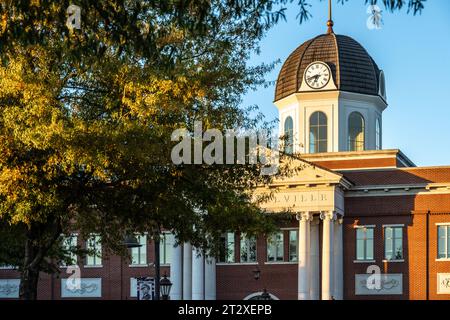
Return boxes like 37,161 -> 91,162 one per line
309,111 -> 327,153
376,118 -> 381,150
284,116 -> 294,154
348,112 -> 365,151
379,71 -> 387,100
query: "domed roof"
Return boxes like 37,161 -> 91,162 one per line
274,33 -> 382,101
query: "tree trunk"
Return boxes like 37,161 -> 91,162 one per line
20,236 -> 40,300
19,220 -> 62,300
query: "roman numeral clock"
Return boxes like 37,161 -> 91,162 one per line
305,62 -> 331,89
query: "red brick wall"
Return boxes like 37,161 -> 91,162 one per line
2,194 -> 450,300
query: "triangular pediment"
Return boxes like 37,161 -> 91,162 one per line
269,157 -> 349,188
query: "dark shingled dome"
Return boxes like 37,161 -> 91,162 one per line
274,33 -> 381,101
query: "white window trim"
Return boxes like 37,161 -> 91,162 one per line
266,232 -> 284,262
240,235 -> 257,263
437,224 -> 450,260
355,225 -> 375,261
383,225 -> 404,261
354,225 -> 376,228
83,265 -> 104,268
128,264 -> 150,268
218,232 -> 236,264
353,260 -> 376,264
288,229 -> 299,262
159,232 -> 175,265
130,234 -> 148,266
85,234 -> 102,267
216,262 -> 259,266
382,224 -> 405,227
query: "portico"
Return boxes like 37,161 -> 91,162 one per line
257,159 -> 350,300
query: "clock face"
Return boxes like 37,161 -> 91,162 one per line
305,62 -> 331,89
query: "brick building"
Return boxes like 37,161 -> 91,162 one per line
1,12 -> 450,301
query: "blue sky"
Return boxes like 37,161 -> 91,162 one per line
242,0 -> 450,167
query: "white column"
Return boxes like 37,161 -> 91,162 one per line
321,211 -> 335,300
309,219 -> 320,300
192,248 -> 205,300
170,243 -> 183,300
205,257 -> 216,300
183,243 -> 192,300
297,212 -> 311,300
333,217 -> 344,300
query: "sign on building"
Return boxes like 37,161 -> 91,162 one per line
61,278 -> 102,298
0,279 -> 20,298
355,273 -> 403,295
437,273 -> 450,294
136,277 -> 155,300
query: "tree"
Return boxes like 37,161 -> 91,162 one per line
0,0 -> 427,300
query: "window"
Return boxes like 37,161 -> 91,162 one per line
438,225 -> 450,259
240,234 -> 257,263
86,234 -> 102,266
289,230 -> 298,262
160,232 -> 175,265
284,116 -> 294,154
309,111 -> 327,153
219,232 -> 235,263
267,232 -> 284,262
348,112 -> 365,151
356,227 -> 374,261
131,234 -> 147,265
61,234 -> 78,266
376,118 -> 381,150
384,226 -> 403,260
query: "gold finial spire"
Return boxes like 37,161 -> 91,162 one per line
327,0 -> 334,34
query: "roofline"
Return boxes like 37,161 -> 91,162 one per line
301,149 -> 415,165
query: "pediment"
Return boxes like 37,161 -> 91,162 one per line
269,157 -> 349,188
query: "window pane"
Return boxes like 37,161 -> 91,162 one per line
438,226 -> 446,259
366,228 -> 374,240
276,232 -> 284,261
249,237 -> 257,262
318,140 -> 327,153
319,126 -> 327,140
289,230 -> 298,262
227,233 -> 235,263
356,229 -> 364,240
385,227 -> 393,239
385,238 -> 393,260
139,236 -> 147,264
447,226 -> 450,257
131,249 -> 139,265
394,241 -> 403,259
241,235 -> 257,263
366,239 -> 374,260
356,239 -> 365,260
394,227 -> 402,238
318,112 -> 327,125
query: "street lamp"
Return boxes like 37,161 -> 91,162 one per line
252,267 -> 261,280
259,288 -> 272,300
160,273 -> 172,300
252,266 -> 272,300
123,234 -> 142,248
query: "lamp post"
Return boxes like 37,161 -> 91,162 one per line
252,266 -> 272,300
123,235 -> 142,299
160,273 -> 173,300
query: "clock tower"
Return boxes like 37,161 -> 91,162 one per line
275,2 -> 387,155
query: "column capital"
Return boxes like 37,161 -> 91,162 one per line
296,212 -> 313,222
320,211 -> 336,221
